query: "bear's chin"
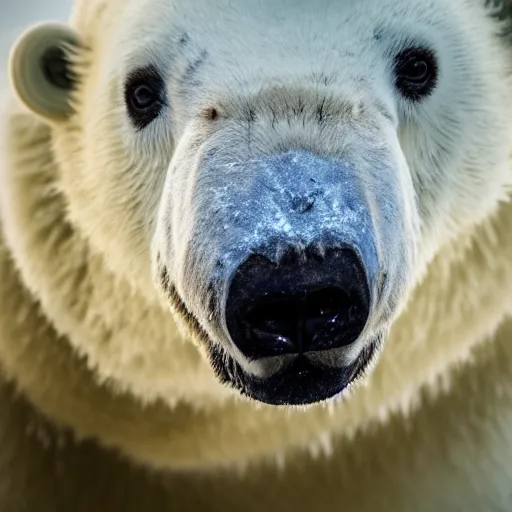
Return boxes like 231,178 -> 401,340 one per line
206,337 -> 382,407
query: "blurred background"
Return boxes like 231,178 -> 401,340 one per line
0,0 -> 71,90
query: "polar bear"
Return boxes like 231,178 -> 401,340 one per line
1,0 -> 512,509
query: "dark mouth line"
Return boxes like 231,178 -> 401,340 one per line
348,336 -> 380,383
207,336 -> 381,406
159,265 -> 213,346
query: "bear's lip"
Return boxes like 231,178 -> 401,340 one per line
206,337 -> 381,406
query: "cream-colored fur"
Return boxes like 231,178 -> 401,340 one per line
1,0 -> 512,509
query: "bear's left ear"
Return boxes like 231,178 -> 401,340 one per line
9,23 -> 81,122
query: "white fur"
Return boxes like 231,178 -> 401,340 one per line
1,0 -> 512,509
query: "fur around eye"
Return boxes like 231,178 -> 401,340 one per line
124,65 -> 166,130
394,47 -> 438,101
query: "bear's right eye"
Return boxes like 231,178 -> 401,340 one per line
393,47 -> 438,102
124,66 -> 166,130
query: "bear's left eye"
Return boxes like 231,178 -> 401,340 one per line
393,47 -> 438,101
124,66 -> 166,130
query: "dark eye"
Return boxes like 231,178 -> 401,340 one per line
125,66 -> 166,130
394,47 -> 438,101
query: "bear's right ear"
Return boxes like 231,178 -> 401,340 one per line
9,23 -> 81,122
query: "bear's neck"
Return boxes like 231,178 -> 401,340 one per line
1,107 -> 512,470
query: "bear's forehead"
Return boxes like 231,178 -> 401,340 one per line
115,0 -> 452,58
122,0 -> 449,26
104,0 -> 454,91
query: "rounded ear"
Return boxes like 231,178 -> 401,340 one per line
9,23 -> 81,122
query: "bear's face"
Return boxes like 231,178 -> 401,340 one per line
10,0 -> 512,406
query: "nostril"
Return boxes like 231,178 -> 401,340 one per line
246,298 -> 296,338
303,287 -> 366,350
303,287 -> 351,334
243,297 -> 297,356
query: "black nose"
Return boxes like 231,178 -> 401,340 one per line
225,247 -> 371,361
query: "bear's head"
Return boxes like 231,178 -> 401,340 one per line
8,0 -> 512,407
